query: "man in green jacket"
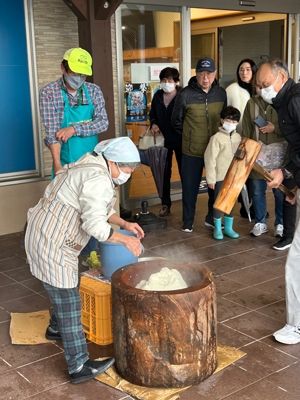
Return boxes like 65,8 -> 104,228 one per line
242,93 -> 289,239
172,57 -> 227,232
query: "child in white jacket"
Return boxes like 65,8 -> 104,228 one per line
204,106 -> 241,240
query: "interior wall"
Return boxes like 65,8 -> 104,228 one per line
153,12 -> 178,47
191,9 -> 242,19
221,22 -> 271,87
269,20 -> 284,59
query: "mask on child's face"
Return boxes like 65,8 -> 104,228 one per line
222,121 -> 238,133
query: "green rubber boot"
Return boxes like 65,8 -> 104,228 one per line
224,216 -> 239,239
213,218 -> 223,240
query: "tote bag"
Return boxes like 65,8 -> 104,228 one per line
254,104 -> 288,170
138,128 -> 165,150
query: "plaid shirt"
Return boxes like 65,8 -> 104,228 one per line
40,78 -> 109,146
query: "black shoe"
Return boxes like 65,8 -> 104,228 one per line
120,206 -> 132,220
159,205 -> 170,217
240,206 -> 248,219
45,326 -> 62,341
70,358 -> 115,384
272,237 -> 293,251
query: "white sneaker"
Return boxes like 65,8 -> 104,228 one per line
250,222 -> 268,237
274,224 -> 284,238
181,228 -> 193,233
273,324 -> 300,344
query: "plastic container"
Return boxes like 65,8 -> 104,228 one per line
79,276 -> 112,345
99,229 -> 139,279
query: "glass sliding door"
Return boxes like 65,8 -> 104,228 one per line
190,10 -> 287,87
119,4 -> 182,202
191,28 -> 217,75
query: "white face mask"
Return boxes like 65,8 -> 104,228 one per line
112,164 -> 131,186
260,75 -> 279,104
222,121 -> 237,133
160,82 -> 176,93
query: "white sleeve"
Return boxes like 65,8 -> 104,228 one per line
226,83 -> 239,108
204,136 -> 219,185
78,173 -> 115,242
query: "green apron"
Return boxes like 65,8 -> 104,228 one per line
60,84 -> 98,166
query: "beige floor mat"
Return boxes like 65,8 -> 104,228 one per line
10,311 -> 245,400
10,310 -> 50,345
95,345 -> 246,400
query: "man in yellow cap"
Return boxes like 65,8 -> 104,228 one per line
39,47 -> 109,278
40,47 -> 108,175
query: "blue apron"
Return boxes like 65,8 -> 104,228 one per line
60,84 -> 98,166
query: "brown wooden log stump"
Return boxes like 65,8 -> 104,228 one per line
111,259 -> 217,388
214,137 -> 261,215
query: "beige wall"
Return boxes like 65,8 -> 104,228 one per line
0,181 -> 48,236
33,0 -> 79,176
191,9 -> 242,19
153,12 -> 179,48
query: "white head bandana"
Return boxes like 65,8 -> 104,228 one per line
94,137 -> 140,163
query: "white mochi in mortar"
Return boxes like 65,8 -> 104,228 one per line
136,267 -> 188,291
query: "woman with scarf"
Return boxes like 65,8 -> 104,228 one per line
226,58 -> 257,133
25,137 -> 144,384
226,58 -> 257,218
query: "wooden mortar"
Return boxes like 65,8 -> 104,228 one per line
111,259 -> 217,388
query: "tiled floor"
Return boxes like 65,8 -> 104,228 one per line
0,192 -> 299,400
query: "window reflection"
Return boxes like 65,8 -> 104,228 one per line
120,5 -> 181,199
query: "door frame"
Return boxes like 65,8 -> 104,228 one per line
288,13 -> 300,80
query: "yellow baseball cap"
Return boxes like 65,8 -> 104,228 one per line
63,48 -> 93,76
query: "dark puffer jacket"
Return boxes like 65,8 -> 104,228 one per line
171,77 -> 227,157
272,78 -> 300,186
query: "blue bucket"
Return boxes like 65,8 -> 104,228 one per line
99,229 -> 139,279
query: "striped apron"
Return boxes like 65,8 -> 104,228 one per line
25,161 -> 114,288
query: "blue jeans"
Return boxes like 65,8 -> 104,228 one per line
249,178 -> 284,225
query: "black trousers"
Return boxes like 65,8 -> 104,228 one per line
181,153 -> 214,228
161,142 -> 182,208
